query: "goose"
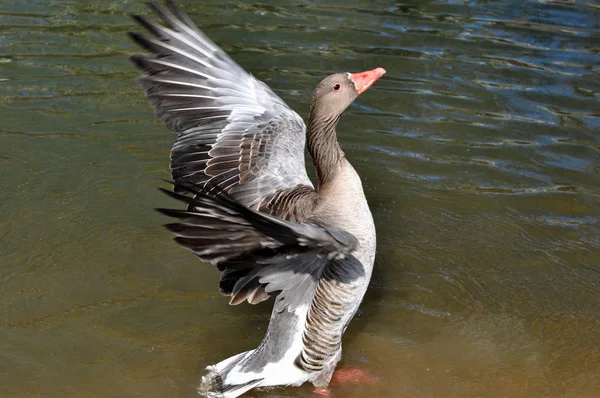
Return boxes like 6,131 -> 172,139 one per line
129,2 -> 385,397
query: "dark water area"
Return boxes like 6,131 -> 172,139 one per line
1,0 -> 599,397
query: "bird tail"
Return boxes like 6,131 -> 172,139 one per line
197,350 -> 263,398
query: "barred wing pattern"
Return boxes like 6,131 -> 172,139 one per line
130,2 -> 313,208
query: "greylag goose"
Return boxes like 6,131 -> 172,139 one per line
129,2 -> 385,397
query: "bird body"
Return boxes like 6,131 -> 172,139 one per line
130,2 -> 384,396
199,159 -> 377,397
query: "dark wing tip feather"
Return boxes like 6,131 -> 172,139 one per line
127,31 -> 154,53
166,0 -> 195,28
158,184 -> 223,209
129,54 -> 150,72
145,1 -> 178,29
163,222 -> 189,234
161,179 -> 220,197
155,207 -> 190,219
145,2 -> 161,13
157,186 -> 194,205
130,14 -> 163,37
170,180 -> 250,214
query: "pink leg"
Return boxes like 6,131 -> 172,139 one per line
313,388 -> 331,396
330,368 -> 376,386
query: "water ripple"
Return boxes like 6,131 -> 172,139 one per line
1,0 -> 600,397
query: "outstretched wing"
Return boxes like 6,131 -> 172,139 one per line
130,1 -> 314,210
157,183 -> 363,313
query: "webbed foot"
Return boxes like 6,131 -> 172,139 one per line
331,368 -> 375,386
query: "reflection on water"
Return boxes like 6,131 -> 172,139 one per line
1,0 -> 599,397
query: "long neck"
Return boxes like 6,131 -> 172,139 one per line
307,111 -> 345,188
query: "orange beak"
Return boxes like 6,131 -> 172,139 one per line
349,67 -> 386,94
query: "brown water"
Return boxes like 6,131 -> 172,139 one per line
1,0 -> 599,397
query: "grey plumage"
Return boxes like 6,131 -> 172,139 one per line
130,1 -> 313,210
129,2 -> 382,397
296,256 -> 365,372
157,183 -> 360,311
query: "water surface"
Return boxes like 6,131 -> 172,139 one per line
1,0 -> 599,397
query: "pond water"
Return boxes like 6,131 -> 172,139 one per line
1,0 -> 599,397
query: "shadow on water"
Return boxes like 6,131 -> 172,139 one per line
1,0 -> 599,397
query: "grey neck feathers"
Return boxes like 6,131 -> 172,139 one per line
307,111 -> 345,188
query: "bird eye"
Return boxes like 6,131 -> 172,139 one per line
333,83 -> 341,91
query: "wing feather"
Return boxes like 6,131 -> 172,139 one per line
130,2 -> 314,212
157,182 -> 362,312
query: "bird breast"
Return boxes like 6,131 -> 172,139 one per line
312,159 -> 377,271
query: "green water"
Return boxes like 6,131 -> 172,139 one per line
1,0 -> 599,397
